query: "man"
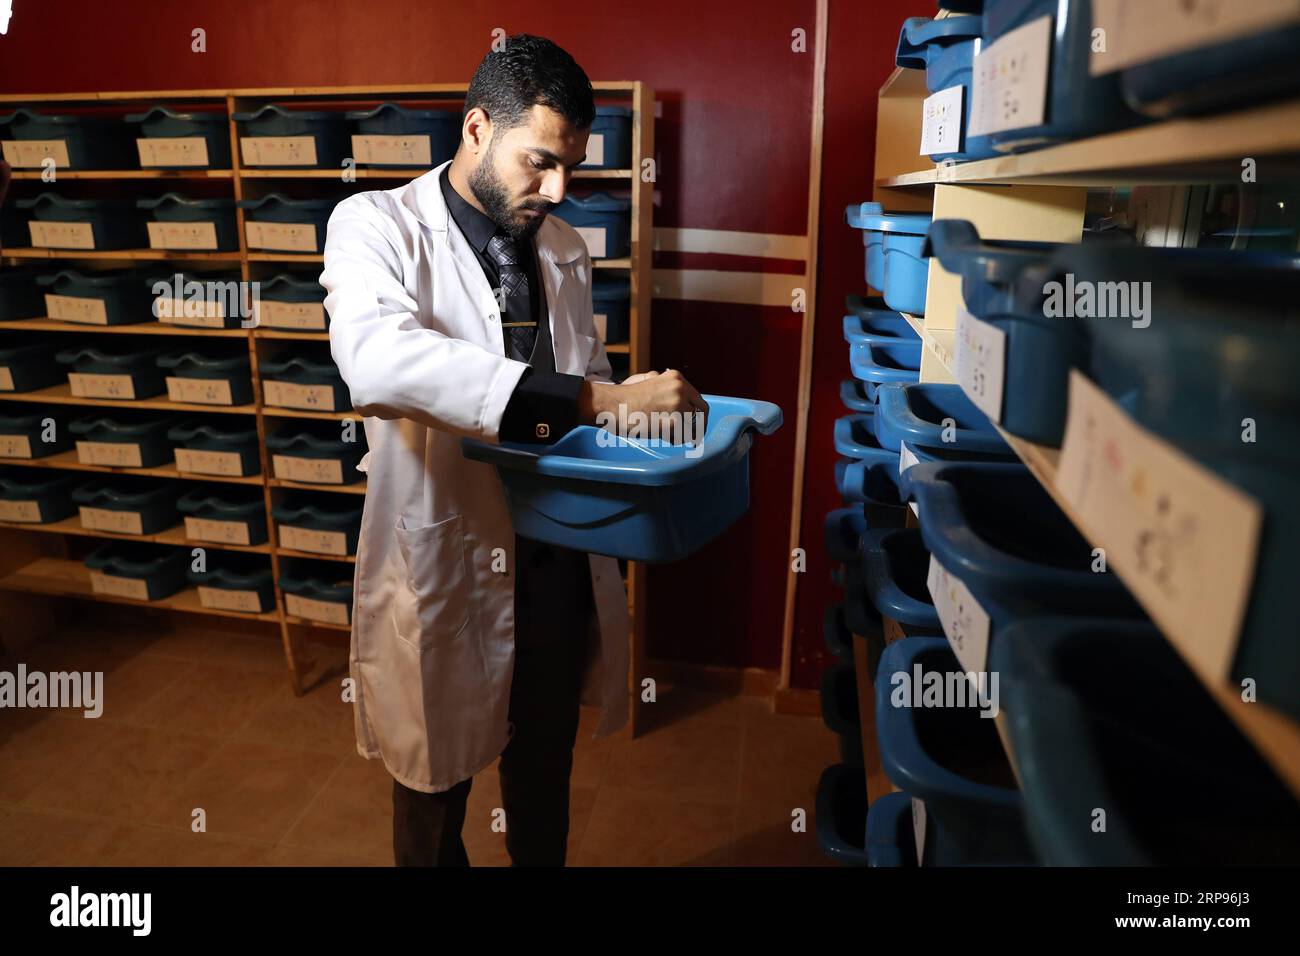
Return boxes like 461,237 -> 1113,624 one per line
321,34 -> 706,867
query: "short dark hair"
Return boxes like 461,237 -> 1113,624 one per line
464,34 -> 595,133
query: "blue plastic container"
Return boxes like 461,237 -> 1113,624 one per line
279,564 -> 355,624
896,14 -> 997,161
0,408 -> 74,459
873,383 -> 1016,473
136,193 -> 238,251
834,454 -> 906,530
821,661 -> 863,768
156,350 -> 254,406
345,102 -> 460,167
232,105 -> 350,168
994,617 -> 1300,865
272,496 -> 364,556
865,790 -> 918,867
842,303 -> 917,349
84,542 -> 189,600
177,486 -> 269,545
849,341 -> 922,402
845,208 -> 933,312
815,764 -> 868,866
823,506 -> 868,565
237,194 -> 338,253
845,202 -> 886,290
255,273 -> 329,331
187,551 -> 276,614
266,421 -> 368,486
36,269 -> 155,326
461,395 -> 781,562
56,344 -> 170,400
839,379 -> 874,413
0,468 -> 79,523
823,602 -> 854,663
0,267 -> 44,321
860,527 -> 942,632
167,419 -> 262,478
125,107 -> 232,168
16,194 -> 145,250
0,336 -> 63,392
552,192 -> 631,260
147,270 -> 247,329
69,413 -> 178,468
1056,242 -> 1300,720
875,636 -> 1033,865
0,109 -> 135,168
591,274 -> 630,343
70,478 -> 183,535
259,352 -> 351,411
833,410 -> 893,462
580,105 -> 633,169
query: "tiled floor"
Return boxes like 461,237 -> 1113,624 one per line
0,619 -> 841,866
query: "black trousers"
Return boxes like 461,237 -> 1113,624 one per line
392,535 -> 593,867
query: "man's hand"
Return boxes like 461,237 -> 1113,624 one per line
578,369 -> 709,443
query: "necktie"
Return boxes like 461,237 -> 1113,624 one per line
486,232 -> 537,362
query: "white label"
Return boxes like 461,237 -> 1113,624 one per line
240,136 -> 318,167
583,133 -> 606,167
911,798 -> 927,867
899,443 -> 921,517
0,367 -> 13,391
968,15 -> 1052,137
46,293 -> 109,324
245,220 -> 318,253
0,499 -> 42,522
90,571 -> 151,600
954,307 -> 1006,423
919,85 -> 965,157
80,506 -> 145,535
76,441 -> 144,467
185,516 -> 252,545
592,312 -> 608,339
147,220 -> 219,250
2,139 -> 71,168
68,372 -> 137,400
576,226 -> 607,259
263,379 -> 335,410
156,296 -> 226,322
351,134 -> 431,166
280,524 -> 348,556
1090,0 -> 1300,76
29,221 -> 95,249
286,592 -> 350,625
256,300 -> 326,329
0,435 -> 34,458
927,554 -> 992,675
166,376 -> 236,406
175,447 -> 246,476
1056,372 -> 1262,685
198,585 -> 264,613
137,137 -> 211,167
273,454 -> 344,484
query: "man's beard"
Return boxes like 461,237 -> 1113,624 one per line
468,144 -> 555,242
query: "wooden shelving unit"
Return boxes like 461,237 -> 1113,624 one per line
858,70 -> 1300,798
0,81 -> 654,708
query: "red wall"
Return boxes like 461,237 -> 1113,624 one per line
0,0 -> 931,687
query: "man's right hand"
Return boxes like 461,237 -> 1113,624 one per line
578,369 -> 709,443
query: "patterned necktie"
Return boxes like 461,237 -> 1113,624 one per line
486,232 -> 537,362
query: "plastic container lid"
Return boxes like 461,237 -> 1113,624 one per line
136,192 -> 235,211
343,101 -> 457,121
236,193 -> 339,211
16,193 -> 136,210
558,191 -> 631,213
896,14 -> 984,70
124,106 -> 227,125
231,104 -> 344,122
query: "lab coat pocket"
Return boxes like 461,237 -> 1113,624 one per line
392,513 -> 472,652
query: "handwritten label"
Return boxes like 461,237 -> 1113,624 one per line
240,136 -> 318,167
351,134 -> 432,166
185,516 -> 252,546
912,798 -> 927,867
0,500 -> 42,522
29,221 -> 95,249
46,293 -> 109,324
3,139 -> 71,168
166,376 -> 236,406
79,506 -> 146,535
156,296 -> 226,324
256,300 -> 326,330
1056,371 -> 1262,684
68,373 -> 137,400
263,379 -> 336,410
285,592 -> 350,625
954,306 -> 1006,423
576,226 -> 607,259
76,441 -> 144,468
273,454 -> 344,484
137,137 -> 211,167
280,524 -> 348,556
147,220 -> 219,250
927,554 -> 992,674
968,15 -> 1051,138
0,435 -> 35,458
175,448 -> 247,476
198,586 -> 265,614
919,85 -> 964,157
89,571 -> 151,601
245,221 -> 318,252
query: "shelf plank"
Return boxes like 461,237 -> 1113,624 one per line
268,478 -> 366,496
273,546 -> 356,564
0,514 -> 270,553
251,329 -> 330,341
238,167 -> 631,179
0,317 -> 249,338
0,449 -> 264,485
593,258 -> 631,269
0,382 -> 257,415
247,253 -> 325,263
260,406 -> 358,422
8,169 -> 234,180
283,613 -> 351,632
3,248 -> 242,261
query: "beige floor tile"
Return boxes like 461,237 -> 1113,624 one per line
127,663 -> 288,738
740,708 -> 842,809
278,756 -> 393,863
196,630 -> 299,675
0,808 -> 138,865
103,825 -> 273,866
602,717 -> 744,804
232,673 -> 355,756
731,798 -> 836,867
262,845 -> 386,867
0,711 -> 123,805
93,654 -> 197,724
574,785 -> 736,866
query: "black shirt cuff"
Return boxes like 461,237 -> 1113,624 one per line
500,368 -> 585,443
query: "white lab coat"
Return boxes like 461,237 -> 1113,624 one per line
319,160 -> 630,793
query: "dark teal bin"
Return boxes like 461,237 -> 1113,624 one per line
580,105 -> 633,169
37,269 -> 155,326
148,270 -> 248,328
137,193 -> 239,251
177,486 -> 268,545
553,192 -> 631,260
0,267 -> 43,321
865,790 -> 918,867
874,383 -> 1017,473
993,617 -> 1300,865
823,602 -> 854,664
167,419 -> 262,477
0,468 -> 79,523
0,408 -> 73,459
834,453 -> 905,529
279,564 -> 355,624
272,496 -> 364,556
255,273 -> 329,331
16,194 -> 145,250
345,102 -> 460,167
0,336 -> 63,392
237,194 -> 338,253
125,106 -> 233,168
259,352 -> 351,412
848,340 -> 922,401
55,344 -> 170,399
875,636 -> 1033,865
232,105 -> 351,168
0,109 -> 136,168
821,661 -> 863,769
823,506 -> 868,565
71,478 -> 183,535
895,14 -> 997,161
266,422 -> 368,486
187,552 -> 276,614
68,413 -> 178,468
156,350 -> 254,406
84,542 -> 189,601
860,528 -> 942,632
815,764 -> 868,867
592,274 -> 630,343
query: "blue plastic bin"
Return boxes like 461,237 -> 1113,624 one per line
875,636 -> 1033,865
345,102 -> 460,167
815,764 -> 868,866
845,202 -> 886,290
136,193 -> 238,251
461,395 -> 780,562
842,302 -> 917,348
37,269 -> 154,326
896,14 -> 997,161
821,661 -> 863,768
237,194 -> 338,253
834,453 -> 906,530
0,109 -> 135,168
824,506 -> 869,565
156,350 -> 254,406
69,413 -> 178,468
0,408 -> 74,459
187,552 -> 276,614
71,478 -> 183,535
860,527 -> 942,632
993,616 -> 1300,865
823,602 -> 854,663
865,790 -> 918,867
0,336 -> 63,392
873,383 -> 1016,473
552,192 -> 631,260
167,419 -> 262,478
0,267 -> 43,321
580,105 -> 633,169
16,194 -> 145,250
849,340 -> 922,401
177,486 -> 268,545
833,410 -> 894,462
845,209 -> 933,312
255,273 -> 329,331
0,468 -> 79,523
279,564 -> 355,624
232,105 -> 350,168
266,421 -> 368,486
592,274 -> 630,343
273,496 -> 364,557
148,270 -> 247,329
56,344 -> 170,400
125,106 -> 232,168
85,542 -> 189,600
259,351 -> 351,411
839,379 -> 874,413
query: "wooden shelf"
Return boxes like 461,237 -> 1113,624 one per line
252,329 -> 330,341
273,546 -> 356,564
593,258 -> 631,269
238,167 -> 630,180
877,98 -> 1300,188
0,449 -> 264,485
267,477 -> 367,496
260,406 -> 358,422
283,613 -> 350,632
901,313 -> 955,372
0,556 -> 281,623
603,343 -> 631,354
0,317 -> 250,338
2,248 -> 242,261
0,382 -> 256,415
8,169 -> 234,180
0,514 -> 270,553
246,252 -> 325,263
